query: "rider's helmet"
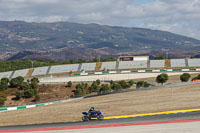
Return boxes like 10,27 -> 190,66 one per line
90,107 -> 94,111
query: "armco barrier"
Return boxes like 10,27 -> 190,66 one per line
0,97 -> 83,112
71,68 -> 200,77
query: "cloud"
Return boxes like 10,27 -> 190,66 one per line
0,0 -> 200,39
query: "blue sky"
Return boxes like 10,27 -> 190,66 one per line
0,0 -> 200,40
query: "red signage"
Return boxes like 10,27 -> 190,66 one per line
119,57 -> 134,61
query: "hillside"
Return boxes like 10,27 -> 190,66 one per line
1,21 -> 200,60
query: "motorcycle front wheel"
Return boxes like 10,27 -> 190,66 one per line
97,115 -> 104,120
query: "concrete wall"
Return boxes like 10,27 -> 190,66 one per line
0,71 -> 13,79
171,59 -> 186,67
49,64 -> 79,74
101,61 -> 116,70
150,60 -> 165,68
12,69 -> 29,78
81,63 -> 96,71
118,61 -> 147,69
188,59 -> 200,67
32,67 -> 49,76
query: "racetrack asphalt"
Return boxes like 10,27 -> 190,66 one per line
1,110 -> 200,132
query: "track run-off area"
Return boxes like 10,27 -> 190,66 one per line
1,110 -> 200,133
40,71 -> 200,83
1,71 -> 200,132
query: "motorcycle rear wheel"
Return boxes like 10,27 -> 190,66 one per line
82,116 -> 89,121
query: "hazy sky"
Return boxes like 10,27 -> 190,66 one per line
0,0 -> 200,40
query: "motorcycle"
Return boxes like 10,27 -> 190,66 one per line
82,110 -> 104,121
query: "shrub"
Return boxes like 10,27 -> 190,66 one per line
24,89 -> 35,98
110,80 -> 114,85
0,98 -> 5,107
128,80 -> 134,86
111,83 -> 122,91
180,73 -> 191,82
118,80 -> 129,89
73,83 -> 87,97
192,74 -> 200,81
67,81 -> 72,87
136,81 -> 151,88
136,81 -> 145,88
98,84 -> 111,94
16,91 -> 24,100
35,95 -> 40,102
0,92 -> 7,100
143,82 -> 151,87
156,73 -> 169,85
76,83 -> 88,90
192,77 -> 198,81
88,82 -> 98,93
72,88 -> 86,97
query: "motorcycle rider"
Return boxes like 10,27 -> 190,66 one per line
88,107 -> 97,117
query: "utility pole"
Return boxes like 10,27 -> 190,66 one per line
166,52 -> 168,59
98,55 -> 101,62
31,61 -> 34,68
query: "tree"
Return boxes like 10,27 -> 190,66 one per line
96,79 -> 101,86
67,81 -> 72,87
31,77 -> 39,84
10,76 -> 24,87
154,56 -> 164,60
20,82 -> 31,90
16,76 -> 24,84
1,78 -> 9,84
0,79 -> 9,91
156,73 -> 169,85
180,73 -> 191,82
31,82 -> 38,89
30,77 -> 39,89
10,78 -> 20,87
91,57 -> 99,62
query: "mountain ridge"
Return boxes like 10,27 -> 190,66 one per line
0,21 -> 200,61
